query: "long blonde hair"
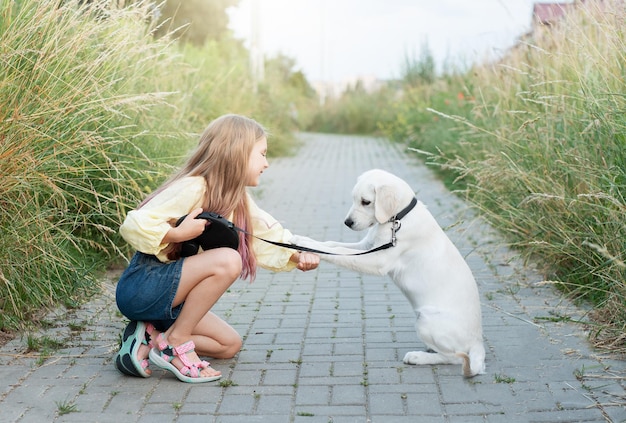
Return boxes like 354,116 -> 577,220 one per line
140,114 -> 264,280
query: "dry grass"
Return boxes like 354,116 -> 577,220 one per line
385,1 -> 626,352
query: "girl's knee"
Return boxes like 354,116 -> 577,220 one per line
216,248 -> 243,279
197,248 -> 242,280
223,335 -> 243,359
206,331 -> 242,359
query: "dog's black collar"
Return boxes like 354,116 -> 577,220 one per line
388,197 -> 418,223
387,197 -> 417,246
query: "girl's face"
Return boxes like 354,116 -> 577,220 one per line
246,136 -> 269,187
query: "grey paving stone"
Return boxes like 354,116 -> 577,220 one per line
0,133 -> 623,423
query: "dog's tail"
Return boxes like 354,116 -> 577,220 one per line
456,344 -> 486,378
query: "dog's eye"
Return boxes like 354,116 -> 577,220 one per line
361,199 -> 371,206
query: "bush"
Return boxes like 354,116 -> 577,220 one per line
307,81 -> 399,135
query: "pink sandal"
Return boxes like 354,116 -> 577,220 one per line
148,333 -> 221,383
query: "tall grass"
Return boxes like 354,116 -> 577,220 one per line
0,0 -> 306,330
0,0 -> 187,329
385,2 -> 625,350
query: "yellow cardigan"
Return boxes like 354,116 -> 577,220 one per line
120,176 -> 297,272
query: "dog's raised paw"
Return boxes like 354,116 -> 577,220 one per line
290,235 -> 304,246
291,235 -> 314,247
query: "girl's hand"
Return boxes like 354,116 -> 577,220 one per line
163,208 -> 207,243
296,251 -> 320,272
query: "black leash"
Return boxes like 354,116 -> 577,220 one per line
237,197 -> 418,256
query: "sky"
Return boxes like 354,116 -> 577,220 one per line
228,0 -> 564,84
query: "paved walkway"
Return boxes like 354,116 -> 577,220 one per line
0,133 -> 624,423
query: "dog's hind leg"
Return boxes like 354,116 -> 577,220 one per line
404,350 -> 476,377
403,348 -> 485,378
468,343 -> 486,376
403,350 -> 463,367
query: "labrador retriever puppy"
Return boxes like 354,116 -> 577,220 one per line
291,169 -> 485,377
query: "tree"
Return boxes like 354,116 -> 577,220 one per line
264,54 -> 316,98
153,0 -> 239,46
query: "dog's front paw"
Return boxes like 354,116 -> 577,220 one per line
290,235 -> 315,248
289,234 -> 299,244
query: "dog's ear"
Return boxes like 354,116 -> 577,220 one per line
374,184 -> 400,223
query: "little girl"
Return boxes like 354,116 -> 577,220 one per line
114,114 -> 319,383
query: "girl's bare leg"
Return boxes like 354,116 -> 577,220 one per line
159,248 -> 242,378
192,311 -> 242,359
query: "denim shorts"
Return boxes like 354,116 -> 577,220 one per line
115,252 -> 185,332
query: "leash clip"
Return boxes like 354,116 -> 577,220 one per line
391,219 -> 401,247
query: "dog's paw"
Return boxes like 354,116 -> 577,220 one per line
404,351 -> 448,365
289,234 -> 302,245
290,234 -> 314,248
403,351 -> 428,365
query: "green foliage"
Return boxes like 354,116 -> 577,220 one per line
384,2 -> 626,350
307,81 -> 399,135
259,53 -> 318,148
177,44 -> 310,156
153,0 -> 239,45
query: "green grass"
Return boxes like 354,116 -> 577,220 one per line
25,334 -> 65,364
56,400 -> 79,416
25,334 -> 64,352
218,379 -> 237,388
494,374 -> 516,384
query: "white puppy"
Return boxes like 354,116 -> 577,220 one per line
291,169 -> 485,377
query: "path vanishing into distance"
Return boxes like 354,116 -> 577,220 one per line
0,133 -> 624,422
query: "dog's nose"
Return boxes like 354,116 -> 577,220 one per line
344,218 -> 353,228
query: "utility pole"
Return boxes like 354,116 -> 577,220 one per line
319,0 -> 327,105
250,0 -> 264,93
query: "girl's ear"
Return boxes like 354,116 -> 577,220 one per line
374,184 -> 399,223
